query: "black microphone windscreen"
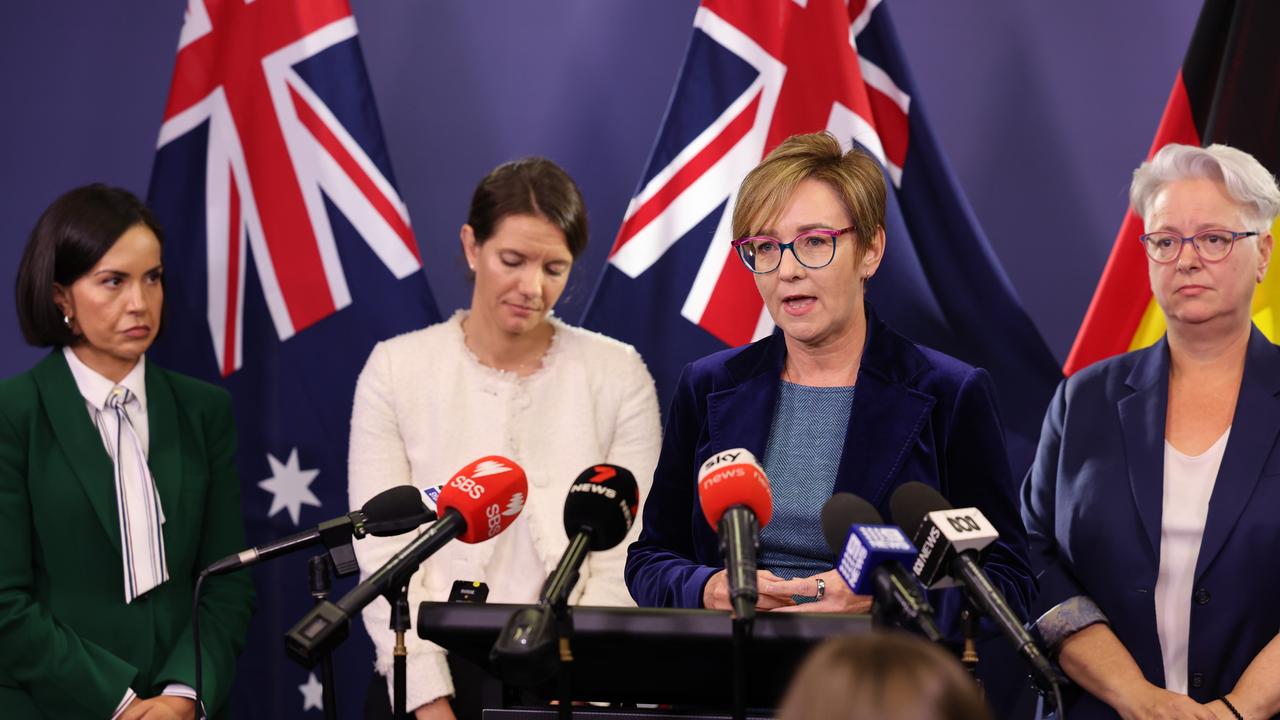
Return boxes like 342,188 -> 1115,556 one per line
563,465 -> 639,551
820,493 -> 882,555
889,482 -> 952,537
362,485 -> 431,537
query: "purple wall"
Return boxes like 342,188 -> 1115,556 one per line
0,0 -> 1200,374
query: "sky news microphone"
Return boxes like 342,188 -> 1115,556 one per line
820,493 -> 941,642
890,481 -> 1056,687
490,464 -> 640,685
203,484 -> 430,577
285,456 -> 528,667
697,448 -> 772,623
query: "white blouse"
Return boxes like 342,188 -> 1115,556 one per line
1156,428 -> 1229,693
348,311 -> 661,711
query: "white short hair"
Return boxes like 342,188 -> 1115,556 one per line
1130,143 -> 1280,233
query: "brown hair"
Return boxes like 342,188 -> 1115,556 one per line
466,157 -> 588,259
776,633 -> 992,720
15,184 -> 163,347
732,132 -> 886,263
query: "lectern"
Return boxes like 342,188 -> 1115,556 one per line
417,603 -> 871,714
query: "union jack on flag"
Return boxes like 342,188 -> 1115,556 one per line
155,0 -> 426,377
147,0 -> 439,716
583,0 -> 1059,472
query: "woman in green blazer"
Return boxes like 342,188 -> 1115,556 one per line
0,185 -> 254,719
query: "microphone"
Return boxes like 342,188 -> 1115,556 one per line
285,456 -> 528,666
890,482 -> 1056,686
203,484 -> 430,577
541,464 -> 639,608
697,448 -> 772,622
490,464 -> 640,685
819,493 -> 941,642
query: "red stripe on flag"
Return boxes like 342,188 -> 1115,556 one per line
699,252 -> 766,346
289,85 -> 420,261
1063,73 -> 1201,375
223,171 -> 241,378
609,90 -> 763,257
866,84 -> 908,170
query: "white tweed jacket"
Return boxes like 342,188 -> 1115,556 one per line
348,311 -> 661,709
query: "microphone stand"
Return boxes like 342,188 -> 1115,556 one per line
307,555 -> 340,720
730,616 -> 749,720
551,596 -> 574,720
960,606 -> 981,688
387,580 -> 412,719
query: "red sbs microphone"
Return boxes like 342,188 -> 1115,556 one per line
286,456 -> 527,667
437,455 -> 528,544
696,449 -> 772,622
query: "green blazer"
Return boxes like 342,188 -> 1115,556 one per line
0,351 -> 254,718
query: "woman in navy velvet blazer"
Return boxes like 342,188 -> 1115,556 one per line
625,132 -> 1033,635
1023,144 -> 1280,720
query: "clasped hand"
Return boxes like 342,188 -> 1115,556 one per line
702,569 -> 872,614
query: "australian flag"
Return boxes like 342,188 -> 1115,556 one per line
583,0 -> 1061,472
146,1 -> 439,717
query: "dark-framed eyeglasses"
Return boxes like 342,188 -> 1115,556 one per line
732,226 -> 853,274
1138,229 -> 1258,264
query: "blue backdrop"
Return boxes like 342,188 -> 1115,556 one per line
0,1 -> 1200,373
0,0 -> 1202,716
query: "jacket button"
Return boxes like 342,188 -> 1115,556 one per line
1194,588 -> 1211,605
1190,672 -> 1204,688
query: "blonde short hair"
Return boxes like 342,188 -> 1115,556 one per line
732,132 -> 886,260
776,633 -> 991,720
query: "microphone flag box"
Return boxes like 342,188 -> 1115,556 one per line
838,524 -> 917,595
422,485 -> 440,514
910,507 -> 999,589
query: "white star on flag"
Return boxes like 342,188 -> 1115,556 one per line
299,671 -> 324,711
259,447 -> 322,525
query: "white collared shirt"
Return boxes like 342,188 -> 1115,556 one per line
61,348 -> 195,716
62,346 -> 149,452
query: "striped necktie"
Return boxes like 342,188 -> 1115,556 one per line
102,386 -> 169,603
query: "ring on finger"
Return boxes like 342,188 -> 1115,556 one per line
814,577 -> 826,601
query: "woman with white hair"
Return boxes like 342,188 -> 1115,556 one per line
1023,143 -> 1280,720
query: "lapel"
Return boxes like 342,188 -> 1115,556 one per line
703,305 -> 935,507
31,351 -> 121,554
1195,327 -> 1280,579
837,309 -> 935,505
145,361 -> 185,526
706,332 -> 786,464
1117,338 -> 1170,560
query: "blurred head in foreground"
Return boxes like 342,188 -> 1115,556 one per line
776,632 -> 991,720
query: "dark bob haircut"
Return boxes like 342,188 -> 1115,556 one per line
15,183 -> 164,347
466,157 -> 588,259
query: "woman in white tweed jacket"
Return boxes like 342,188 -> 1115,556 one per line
348,158 -> 661,720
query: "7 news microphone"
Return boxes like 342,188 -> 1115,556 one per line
820,493 -> 942,642
285,456 -> 528,666
203,484 -> 432,577
890,481 -> 1058,689
490,464 -> 640,685
697,448 -> 772,623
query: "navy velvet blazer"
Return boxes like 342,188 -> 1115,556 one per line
625,306 -> 1034,636
1022,327 -> 1280,717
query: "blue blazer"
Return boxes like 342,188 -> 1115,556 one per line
626,306 -> 1034,636
1022,327 -> 1280,717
